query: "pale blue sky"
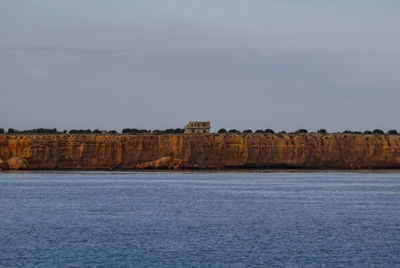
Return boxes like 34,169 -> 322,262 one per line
1,1 -> 399,132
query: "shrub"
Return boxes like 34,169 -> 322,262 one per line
108,130 -> 118,134
228,129 -> 240,133
317,129 -> 327,134
122,128 -> 133,134
388,130 -> 398,135
373,129 -> 384,134
164,128 -> 176,134
342,130 -> 361,134
151,128 -> 183,134
122,128 -> 151,134
255,129 -> 264,133
364,130 -> 372,134
92,129 -> 102,134
296,129 -> 308,134
243,129 -> 253,133
12,128 -> 60,134
264,129 -> 275,134
218,128 -> 227,133
69,129 -> 92,134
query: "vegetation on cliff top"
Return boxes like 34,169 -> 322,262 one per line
123,128 -> 184,134
0,128 -> 398,135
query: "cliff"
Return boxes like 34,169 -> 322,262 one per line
0,134 -> 400,170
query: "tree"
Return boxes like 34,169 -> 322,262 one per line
108,130 -> 118,134
296,129 -> 308,134
123,128 -> 148,134
373,129 -> 384,134
23,128 -> 58,134
164,128 -> 176,134
218,128 -> 227,133
92,129 -> 102,134
0,128 -> 4,134
174,128 -> 184,134
122,128 -> 133,134
342,130 -> 352,134
228,129 -> 240,133
388,129 -> 398,135
264,129 -> 275,134
364,130 -> 372,134
69,129 -> 92,134
255,129 -> 264,133
243,129 -> 253,133
7,128 -> 15,134
317,129 -> 327,134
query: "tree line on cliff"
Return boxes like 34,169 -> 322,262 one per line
217,128 -> 398,135
0,128 -> 184,135
1,128 -> 114,134
122,128 -> 184,134
0,128 -> 398,135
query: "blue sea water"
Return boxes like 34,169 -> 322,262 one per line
0,171 -> 400,267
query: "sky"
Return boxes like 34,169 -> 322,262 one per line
1,0 -> 399,132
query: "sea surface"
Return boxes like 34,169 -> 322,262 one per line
0,171 -> 400,267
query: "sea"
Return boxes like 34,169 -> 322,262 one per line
0,171 -> 400,267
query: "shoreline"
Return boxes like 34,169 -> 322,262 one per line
0,168 -> 400,174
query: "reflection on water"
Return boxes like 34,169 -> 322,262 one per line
0,171 -> 400,267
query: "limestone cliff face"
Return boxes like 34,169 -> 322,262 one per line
0,134 -> 400,170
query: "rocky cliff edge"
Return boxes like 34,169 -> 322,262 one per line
0,134 -> 399,170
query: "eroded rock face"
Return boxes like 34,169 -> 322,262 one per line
8,157 -> 29,170
136,157 -> 173,169
136,157 -> 184,170
0,134 -> 400,170
0,159 -> 7,170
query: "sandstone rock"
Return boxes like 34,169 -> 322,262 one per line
0,159 -> 7,170
169,159 -> 183,170
136,157 -> 173,169
0,134 -> 400,170
8,157 -> 29,170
